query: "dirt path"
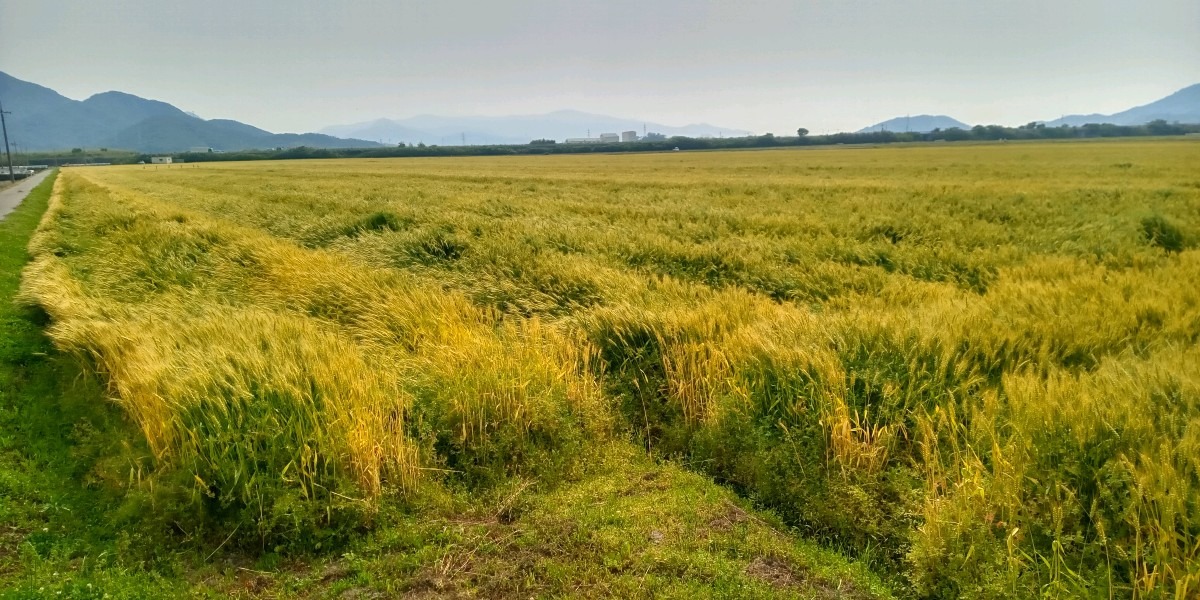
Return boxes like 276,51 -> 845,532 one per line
0,170 -> 52,221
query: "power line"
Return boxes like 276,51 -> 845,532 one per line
0,98 -> 14,182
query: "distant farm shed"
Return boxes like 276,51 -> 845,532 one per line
150,156 -> 173,164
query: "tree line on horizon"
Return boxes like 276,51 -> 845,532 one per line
19,119 -> 1200,165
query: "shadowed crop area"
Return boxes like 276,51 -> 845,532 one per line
8,138 -> 1200,598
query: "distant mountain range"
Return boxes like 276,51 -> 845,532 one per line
1042,84 -> 1200,127
857,115 -> 970,134
3,70 -> 1197,153
0,69 -> 748,151
321,111 -> 751,145
859,84 -> 1200,133
0,71 -> 380,153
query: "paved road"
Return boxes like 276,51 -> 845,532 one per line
0,170 -> 53,221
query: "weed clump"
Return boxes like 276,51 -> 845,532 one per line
354,210 -> 408,234
1141,214 -> 1187,252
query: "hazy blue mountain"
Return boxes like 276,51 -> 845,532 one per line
0,71 -> 113,149
0,71 -> 380,152
0,71 -> 75,117
321,118 -> 444,145
322,109 -> 751,145
80,91 -> 193,130
101,114 -> 378,154
1044,84 -> 1200,127
857,115 -> 971,133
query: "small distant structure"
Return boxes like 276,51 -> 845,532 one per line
188,146 -> 214,153
620,131 -> 638,142
150,156 -> 173,164
599,133 -> 619,143
565,137 -> 602,144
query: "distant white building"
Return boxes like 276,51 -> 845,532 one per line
599,133 -> 619,143
621,131 -> 638,142
150,156 -> 173,164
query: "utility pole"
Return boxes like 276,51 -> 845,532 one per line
0,98 -> 14,182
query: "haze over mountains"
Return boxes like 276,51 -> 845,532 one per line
857,115 -> 971,134
1042,84 -> 1200,127
861,84 -> 1200,134
321,111 -> 750,146
0,72 -> 379,153
1,70 -> 1198,153
0,71 -> 748,153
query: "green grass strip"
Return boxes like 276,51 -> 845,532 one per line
0,176 -> 192,596
0,172 -> 56,306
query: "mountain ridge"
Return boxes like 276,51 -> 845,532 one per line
4,71 -> 1197,152
857,115 -> 971,134
1044,84 -> 1200,127
858,84 -> 1200,132
321,110 -> 751,145
0,71 -> 380,152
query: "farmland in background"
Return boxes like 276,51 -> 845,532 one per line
8,138 -> 1200,598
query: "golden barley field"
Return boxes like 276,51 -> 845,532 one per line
20,139 -> 1200,598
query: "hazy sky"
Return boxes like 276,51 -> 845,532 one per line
2,0 -> 1197,134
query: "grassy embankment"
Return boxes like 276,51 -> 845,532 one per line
8,138 -> 1200,598
0,170 -> 889,597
